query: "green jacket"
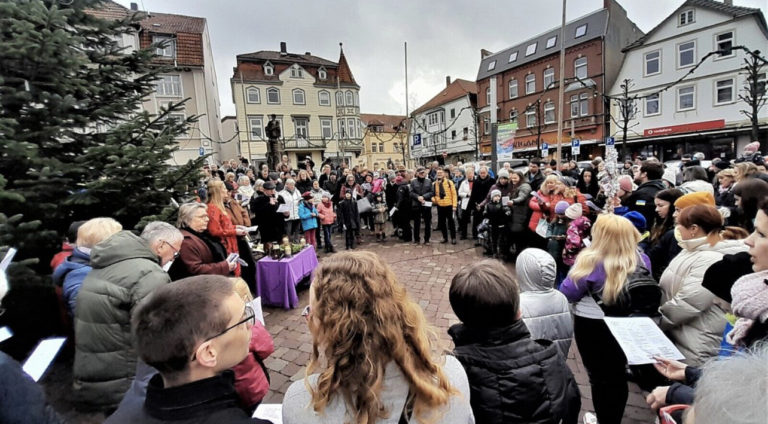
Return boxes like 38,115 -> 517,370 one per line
73,231 -> 170,408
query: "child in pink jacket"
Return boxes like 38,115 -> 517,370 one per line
316,191 -> 337,253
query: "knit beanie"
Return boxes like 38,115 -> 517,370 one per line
621,211 -> 647,232
490,189 -> 502,199
662,167 -> 677,186
618,175 -> 634,193
675,191 -> 715,210
745,141 -> 761,154
564,203 -> 583,220
554,200 -> 570,215
497,169 -> 510,179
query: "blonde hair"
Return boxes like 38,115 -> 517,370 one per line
206,180 -> 227,214
230,277 -> 253,302
225,172 -> 236,182
568,214 -> 640,305
717,169 -> 736,180
307,251 -> 456,424
734,162 -> 758,182
76,217 -> 122,248
540,175 -> 560,195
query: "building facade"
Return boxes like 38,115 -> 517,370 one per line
475,0 -> 643,161
231,42 -> 362,170
609,0 -> 768,161
409,78 -> 478,165
358,114 -> 411,170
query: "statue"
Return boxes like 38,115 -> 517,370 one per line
265,114 -> 282,171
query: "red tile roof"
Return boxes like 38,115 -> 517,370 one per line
138,12 -> 206,35
360,114 -> 408,133
337,46 -> 357,85
85,1 -> 130,20
412,79 -> 478,115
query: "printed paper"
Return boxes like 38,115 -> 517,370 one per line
603,317 -> 685,365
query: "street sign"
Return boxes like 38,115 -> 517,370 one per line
571,139 -> 580,156
605,136 -> 615,146
541,142 -> 549,158
413,134 -> 422,146
198,147 -> 205,157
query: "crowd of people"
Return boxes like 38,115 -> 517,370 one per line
3,142 -> 768,424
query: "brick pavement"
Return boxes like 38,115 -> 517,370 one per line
260,231 -> 656,424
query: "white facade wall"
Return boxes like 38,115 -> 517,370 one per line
410,95 -> 477,159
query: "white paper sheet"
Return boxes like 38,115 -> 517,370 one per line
460,197 -> 469,210
251,297 -> 265,326
0,326 -> 12,343
0,248 -> 17,271
502,196 -> 510,206
22,337 -> 66,382
253,403 -> 282,423
245,225 -> 259,233
603,317 -> 685,365
277,204 -> 291,213
423,201 -> 433,207
389,207 -> 397,217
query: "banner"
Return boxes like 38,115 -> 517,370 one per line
496,122 -> 518,161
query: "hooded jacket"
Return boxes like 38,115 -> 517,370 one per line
517,249 -> 574,357
625,179 -> 666,227
659,238 -> 747,366
52,247 -> 92,315
74,231 -> 171,408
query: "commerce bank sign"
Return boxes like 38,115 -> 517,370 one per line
644,119 -> 725,137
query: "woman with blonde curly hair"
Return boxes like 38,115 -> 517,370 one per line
282,251 -> 474,424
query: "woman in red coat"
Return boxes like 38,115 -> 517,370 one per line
168,202 -> 236,281
207,180 -> 245,276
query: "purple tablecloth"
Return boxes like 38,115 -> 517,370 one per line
255,245 -> 318,309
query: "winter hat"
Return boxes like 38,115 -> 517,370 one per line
490,189 -> 502,199
497,169 -> 510,179
301,191 -> 313,200
662,167 -> 677,186
321,191 -> 331,200
675,191 -> 715,210
621,211 -> 647,232
618,175 -> 634,193
713,159 -> 731,171
395,176 -> 404,184
745,141 -> 761,154
554,200 -> 570,215
564,203 -> 583,220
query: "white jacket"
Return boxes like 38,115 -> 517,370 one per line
659,238 -> 747,366
458,178 -> 472,210
279,188 -> 301,220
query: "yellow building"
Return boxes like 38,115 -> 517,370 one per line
231,42 -> 362,170
358,114 -> 413,171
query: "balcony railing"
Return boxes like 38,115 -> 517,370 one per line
336,106 -> 360,116
282,137 -> 328,150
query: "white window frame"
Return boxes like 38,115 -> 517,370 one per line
525,74 -> 535,95
525,109 -> 536,128
487,60 -> 496,71
677,85 -> 696,111
345,91 -> 354,106
347,118 -> 356,139
579,93 -> 589,116
246,87 -> 260,104
679,9 -> 694,26
714,77 -> 736,105
543,68 -> 555,90
450,108 -> 456,119
757,72 -> 767,99
715,30 -> 735,59
677,40 -> 696,69
294,118 -> 308,139
509,109 -> 518,124
544,102 -> 555,124
379,142 -> 385,153
483,118 -> 490,135
318,90 -> 331,106
248,115 -> 263,140
508,51 -> 518,63
570,95 -> 579,118
290,65 -> 303,78
264,62 -> 274,76
318,67 -> 327,80
509,79 -> 518,99
153,35 -> 175,58
644,50 -> 661,77
338,119 -> 346,138
155,75 -> 182,97
546,36 -> 557,49
371,142 -> 377,153
574,57 -> 588,80
354,92 -> 359,107
644,93 -> 661,117
574,24 -> 587,38
266,87 -> 280,104
292,89 -> 305,105
486,87 -> 491,105
525,42 -> 537,56
336,91 -> 344,106
320,118 -> 332,139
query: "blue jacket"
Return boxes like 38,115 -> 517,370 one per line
298,201 -> 319,231
0,352 -> 64,423
52,247 -> 92,315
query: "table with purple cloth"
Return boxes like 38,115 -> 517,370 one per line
255,245 -> 318,309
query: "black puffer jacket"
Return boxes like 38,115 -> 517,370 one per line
409,177 -> 434,209
449,320 -> 581,424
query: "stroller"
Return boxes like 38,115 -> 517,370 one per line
476,218 -> 492,255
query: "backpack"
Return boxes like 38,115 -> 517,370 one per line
591,263 -> 661,318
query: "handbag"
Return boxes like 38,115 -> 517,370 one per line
535,217 -> 549,238
357,197 -> 372,214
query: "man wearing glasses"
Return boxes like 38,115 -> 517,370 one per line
106,275 -> 271,424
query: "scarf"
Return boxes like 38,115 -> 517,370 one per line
727,270 -> 768,346
435,178 -> 446,199
184,227 -> 227,262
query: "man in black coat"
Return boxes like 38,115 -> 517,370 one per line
469,166 -> 496,241
626,161 -> 666,226
249,181 -> 287,243
525,160 -> 545,192
409,166 -> 434,245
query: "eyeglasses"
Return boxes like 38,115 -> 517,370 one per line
301,305 -> 311,317
191,304 -> 255,361
162,240 -> 180,260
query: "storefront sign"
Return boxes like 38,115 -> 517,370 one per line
496,122 -> 518,161
643,120 -> 725,137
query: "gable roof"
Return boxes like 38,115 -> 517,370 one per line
412,79 -> 478,116
477,9 -> 608,81
623,0 -> 768,51
336,46 -> 357,85
139,12 -> 206,35
360,114 -> 408,133
237,51 -> 337,67
85,0 -> 130,20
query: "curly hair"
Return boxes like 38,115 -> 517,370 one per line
306,251 -> 457,424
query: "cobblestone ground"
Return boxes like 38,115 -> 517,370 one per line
44,228 -> 655,424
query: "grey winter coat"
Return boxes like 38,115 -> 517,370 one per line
73,231 -> 171,408
517,248 -> 574,357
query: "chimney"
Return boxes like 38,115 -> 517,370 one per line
480,49 -> 493,59
446,76 -> 451,87
130,2 -> 138,10
305,51 -> 311,56
280,42 -> 287,55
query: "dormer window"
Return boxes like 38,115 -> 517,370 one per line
546,36 -> 557,49
575,24 -> 587,38
264,61 -> 274,76
153,35 -> 175,58
290,65 -> 303,78
487,60 -> 496,71
508,51 -> 518,63
318,67 -> 327,80
679,9 -> 694,26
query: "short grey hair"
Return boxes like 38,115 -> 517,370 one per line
254,179 -> 265,190
176,202 -> 207,228
284,178 -> 296,186
141,221 -> 183,245
694,344 -> 768,424
237,175 -> 250,186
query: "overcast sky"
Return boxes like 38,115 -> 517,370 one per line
116,0 -> 767,118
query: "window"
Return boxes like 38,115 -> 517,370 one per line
645,94 -> 660,116
266,87 -> 280,104
290,65 -> 303,78
463,127 -> 469,140
574,57 -> 588,80
679,9 -> 694,26
575,24 -> 587,38
336,91 -> 344,106
570,95 -> 579,118
248,116 -> 263,140
509,109 -> 518,125
543,68 -> 555,89
715,78 -> 735,105
155,75 -> 181,97
292,89 -> 305,105
716,31 -> 734,57
525,109 -> 536,128
579,93 -> 589,116
486,87 -> 491,105
347,118 -> 355,139
345,91 -> 354,107
320,118 -> 332,138
483,119 -> 490,135
525,43 -> 537,56
546,36 -> 557,49
525,74 -> 535,95
487,60 -> 496,71
153,36 -> 175,58
371,143 -> 377,153
318,90 -> 331,106
338,119 -> 346,137
677,86 -> 695,111
165,113 -> 187,137
678,41 -> 696,68
294,118 -> 308,139
246,87 -> 260,103
544,102 -> 555,124
757,73 -> 767,98
451,130 -> 456,140
379,143 -> 385,152
450,108 -> 455,119
645,50 -> 661,76
264,62 -> 274,76
428,112 -> 440,126
509,79 -> 518,98
354,92 -> 359,107
318,67 -> 327,80
508,51 -> 518,63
